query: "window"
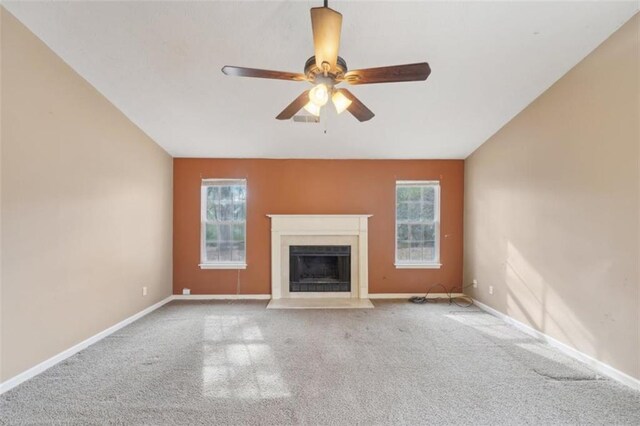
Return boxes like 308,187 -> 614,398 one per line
395,181 -> 441,268
200,179 -> 247,269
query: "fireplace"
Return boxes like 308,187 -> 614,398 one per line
289,246 -> 351,292
267,215 -> 371,301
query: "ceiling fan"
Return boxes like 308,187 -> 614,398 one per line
222,1 -> 431,122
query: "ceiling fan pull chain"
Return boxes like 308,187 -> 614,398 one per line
321,105 -> 329,134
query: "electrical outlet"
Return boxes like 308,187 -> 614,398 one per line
489,286 -> 494,295
472,279 -> 478,289
142,286 -> 148,296
183,288 -> 191,295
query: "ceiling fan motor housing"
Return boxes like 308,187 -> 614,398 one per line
304,56 -> 348,84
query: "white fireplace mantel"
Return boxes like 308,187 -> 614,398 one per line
267,215 -> 372,300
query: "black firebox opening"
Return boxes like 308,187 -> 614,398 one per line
289,245 -> 351,292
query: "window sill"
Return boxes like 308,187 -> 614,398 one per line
199,263 -> 247,270
394,263 -> 442,269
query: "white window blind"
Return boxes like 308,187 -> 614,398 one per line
395,181 -> 441,267
200,179 -> 247,268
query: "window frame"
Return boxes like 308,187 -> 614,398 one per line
199,178 -> 247,270
394,180 -> 442,269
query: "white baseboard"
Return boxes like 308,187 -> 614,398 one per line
369,293 -> 465,299
0,295 -> 173,395
172,294 -> 271,300
176,294 -> 469,302
473,299 -> 640,391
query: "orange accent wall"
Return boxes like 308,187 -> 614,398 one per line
173,159 -> 464,295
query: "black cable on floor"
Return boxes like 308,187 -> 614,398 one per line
409,282 -> 474,307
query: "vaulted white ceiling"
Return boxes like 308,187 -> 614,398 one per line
4,1 -> 638,159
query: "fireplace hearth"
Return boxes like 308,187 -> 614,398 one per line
289,245 -> 351,292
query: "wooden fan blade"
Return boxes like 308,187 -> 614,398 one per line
222,66 -> 307,82
310,7 -> 342,72
335,89 -> 375,122
343,63 -> 431,85
276,91 -> 311,120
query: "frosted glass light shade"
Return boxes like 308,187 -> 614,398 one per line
303,101 -> 321,116
309,84 -> 329,106
332,91 -> 352,114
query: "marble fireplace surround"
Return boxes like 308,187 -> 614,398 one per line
267,215 -> 372,300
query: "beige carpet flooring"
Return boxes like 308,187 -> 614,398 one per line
1,300 -> 639,425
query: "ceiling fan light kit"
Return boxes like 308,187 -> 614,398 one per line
221,1 -> 431,122
331,91 -> 352,114
303,101 -> 322,117
309,84 -> 329,107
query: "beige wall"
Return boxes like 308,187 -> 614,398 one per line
464,14 -> 639,379
0,9 -> 173,381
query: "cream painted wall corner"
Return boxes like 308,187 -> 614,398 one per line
1,9 -> 173,382
0,296 -> 174,395
464,13 -> 640,381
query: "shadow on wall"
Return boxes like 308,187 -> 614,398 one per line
503,241 -> 596,359
473,228 -> 626,373
466,168 -> 636,376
